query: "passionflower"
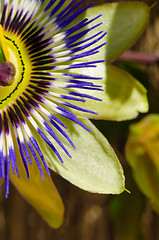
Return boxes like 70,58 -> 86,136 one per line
0,0 -> 150,228
0,0 -> 108,197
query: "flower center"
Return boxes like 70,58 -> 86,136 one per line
0,26 -> 32,109
0,25 -> 15,86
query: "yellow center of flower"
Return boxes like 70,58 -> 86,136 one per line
0,25 -> 10,61
0,25 -> 32,110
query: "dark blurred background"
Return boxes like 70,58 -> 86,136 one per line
1,0 -> 159,239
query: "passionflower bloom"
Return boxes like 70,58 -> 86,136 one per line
0,0 -> 108,197
0,0 -> 149,228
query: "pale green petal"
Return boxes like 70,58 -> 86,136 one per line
81,2 -> 149,62
126,114 -> 159,213
32,118 -> 125,194
10,147 -> 64,228
68,63 -> 148,121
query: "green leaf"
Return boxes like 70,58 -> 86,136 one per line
125,114 -> 159,213
68,63 -> 148,121
82,2 -> 149,62
10,146 -> 64,228
32,118 -> 125,194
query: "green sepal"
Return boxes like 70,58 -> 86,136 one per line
68,63 -> 148,121
32,117 -> 125,194
80,2 -> 149,63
